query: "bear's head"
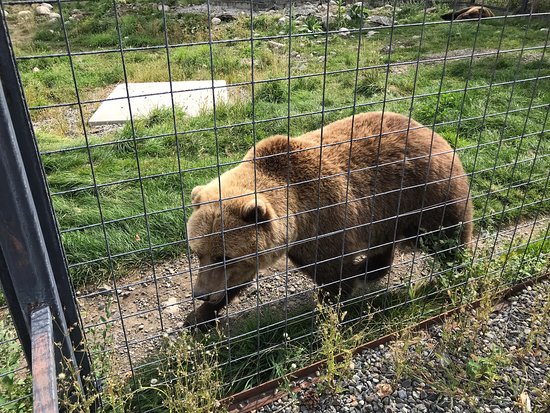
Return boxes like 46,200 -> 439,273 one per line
187,183 -> 285,305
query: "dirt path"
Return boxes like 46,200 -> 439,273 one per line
77,215 -> 549,370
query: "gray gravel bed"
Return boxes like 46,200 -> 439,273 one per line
258,281 -> 550,413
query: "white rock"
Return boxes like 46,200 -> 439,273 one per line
49,12 -> 61,19
339,27 -> 350,36
35,5 -> 51,16
211,17 -> 221,25
157,4 -> 169,12
33,67 -> 40,73
268,40 -> 285,49
278,16 -> 288,24
40,3 -> 54,10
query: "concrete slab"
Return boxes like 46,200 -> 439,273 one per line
89,80 -> 228,126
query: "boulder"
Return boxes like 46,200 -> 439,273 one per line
35,5 -> 51,16
368,15 -> 394,26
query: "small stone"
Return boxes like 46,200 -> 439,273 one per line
211,17 -> 221,25
138,324 -> 144,330
278,16 -> 288,24
268,40 -> 285,49
157,4 -> 169,12
48,12 -> 61,20
339,27 -> 350,37
33,67 -> 40,73
40,2 -> 54,10
397,389 -> 407,399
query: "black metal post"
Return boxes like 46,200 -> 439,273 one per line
0,10 -> 94,407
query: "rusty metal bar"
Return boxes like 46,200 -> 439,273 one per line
226,272 -> 550,412
31,306 -> 58,413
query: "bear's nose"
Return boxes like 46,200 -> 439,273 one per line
193,289 -> 210,302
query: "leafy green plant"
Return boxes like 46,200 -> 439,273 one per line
299,15 -> 323,34
348,3 -> 368,27
315,300 -> 358,394
0,321 -> 32,412
156,331 -> 225,413
334,0 -> 348,29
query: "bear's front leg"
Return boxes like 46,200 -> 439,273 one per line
184,285 -> 245,330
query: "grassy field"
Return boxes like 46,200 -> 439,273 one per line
4,2 -> 550,289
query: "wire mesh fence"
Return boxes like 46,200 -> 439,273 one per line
0,0 -> 549,411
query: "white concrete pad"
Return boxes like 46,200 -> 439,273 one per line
89,81 -> 228,126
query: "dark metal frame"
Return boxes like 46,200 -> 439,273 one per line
0,12 -> 93,411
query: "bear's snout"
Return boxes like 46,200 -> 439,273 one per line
192,288 -> 210,302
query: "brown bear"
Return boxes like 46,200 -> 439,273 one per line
441,6 -> 495,21
186,112 -> 473,325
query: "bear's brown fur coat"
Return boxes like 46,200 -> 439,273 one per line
441,6 -> 495,21
186,112 -> 473,325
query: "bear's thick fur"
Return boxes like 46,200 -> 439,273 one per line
441,6 -> 495,21
186,112 -> 473,325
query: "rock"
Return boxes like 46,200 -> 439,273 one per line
368,15 -> 394,26
366,30 -> 379,37
426,7 -> 437,13
217,14 -> 236,22
35,5 -> 51,16
33,67 -> 40,73
211,17 -> 221,25
278,16 -> 288,24
18,10 -> 33,19
48,12 -> 61,20
268,40 -> 285,49
339,27 -> 350,37
157,4 -> 169,12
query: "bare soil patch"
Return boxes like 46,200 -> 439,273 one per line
77,215 -> 549,369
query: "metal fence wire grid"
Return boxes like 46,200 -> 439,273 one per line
0,0 -> 549,412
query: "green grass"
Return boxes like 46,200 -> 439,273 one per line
4,3 -> 550,289
0,320 -> 32,412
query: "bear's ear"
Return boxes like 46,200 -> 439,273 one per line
241,197 -> 272,224
191,185 -> 205,207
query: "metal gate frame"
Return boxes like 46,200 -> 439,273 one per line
0,14 -> 93,412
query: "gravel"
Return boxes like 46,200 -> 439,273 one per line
257,281 -> 550,413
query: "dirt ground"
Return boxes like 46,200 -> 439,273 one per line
76,215 -> 549,370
